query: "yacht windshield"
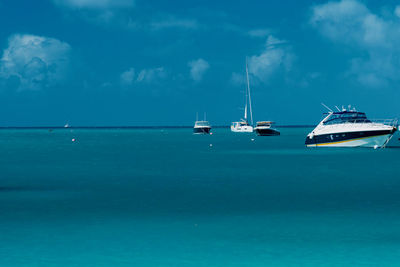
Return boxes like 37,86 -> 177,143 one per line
323,111 -> 370,125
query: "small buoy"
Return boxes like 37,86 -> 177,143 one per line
72,138 -> 76,142
210,132 -> 213,135
209,144 -> 213,147
251,138 -> 255,141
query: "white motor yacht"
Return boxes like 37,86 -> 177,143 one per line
306,106 -> 397,148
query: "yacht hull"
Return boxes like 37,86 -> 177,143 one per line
193,127 -> 211,134
255,128 -> 280,136
305,129 -> 396,148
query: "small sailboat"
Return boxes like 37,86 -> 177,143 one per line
194,113 -> 211,134
64,122 -> 70,128
231,60 -> 253,133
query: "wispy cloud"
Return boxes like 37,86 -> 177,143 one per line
52,0 -> 275,39
53,0 -> 135,9
137,67 -> 167,83
120,66 -> 167,86
310,0 -> 400,87
188,59 -> 209,82
248,35 -> 294,83
120,67 -> 135,86
247,28 -> 271,38
0,34 -> 71,91
52,0 -> 135,28
150,16 -> 199,31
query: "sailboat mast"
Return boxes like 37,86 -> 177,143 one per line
246,58 -> 253,125
244,71 -> 248,121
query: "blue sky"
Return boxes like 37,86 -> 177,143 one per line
1,0 -> 400,126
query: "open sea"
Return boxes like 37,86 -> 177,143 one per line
1,127 -> 400,266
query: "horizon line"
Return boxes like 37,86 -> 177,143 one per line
0,125 -> 314,129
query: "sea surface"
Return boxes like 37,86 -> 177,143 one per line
1,127 -> 400,266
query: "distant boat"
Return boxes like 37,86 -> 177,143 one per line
194,113 -> 211,134
306,105 -> 397,148
64,123 -> 70,128
231,59 -> 253,133
254,121 -> 280,136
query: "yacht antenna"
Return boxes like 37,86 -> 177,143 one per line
204,112 -> 206,121
196,112 -> 198,121
335,106 -> 341,112
246,58 -> 254,125
321,103 -> 333,112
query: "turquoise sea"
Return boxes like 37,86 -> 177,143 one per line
1,127 -> 400,266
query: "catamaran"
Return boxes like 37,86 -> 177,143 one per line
305,105 -> 397,148
231,60 -> 253,133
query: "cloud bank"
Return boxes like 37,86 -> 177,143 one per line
0,34 -> 71,91
310,0 -> 400,87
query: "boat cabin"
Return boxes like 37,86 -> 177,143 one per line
231,120 -> 250,127
256,121 -> 274,127
194,121 -> 210,127
323,111 -> 370,125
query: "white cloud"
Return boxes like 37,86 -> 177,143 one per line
137,67 -> 167,83
188,59 -> 209,82
310,0 -> 400,87
53,0 -> 135,9
120,67 -> 167,86
248,35 -> 294,83
395,6 -> 400,18
0,34 -> 71,91
120,67 -> 135,86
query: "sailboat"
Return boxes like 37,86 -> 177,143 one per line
231,59 -> 253,133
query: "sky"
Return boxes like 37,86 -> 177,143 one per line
1,0 -> 400,126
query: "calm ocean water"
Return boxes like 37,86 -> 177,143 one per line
1,128 -> 400,266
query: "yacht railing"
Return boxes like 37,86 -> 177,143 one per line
368,119 -> 398,127
324,119 -> 398,127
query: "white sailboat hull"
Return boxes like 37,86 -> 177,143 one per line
231,125 -> 253,133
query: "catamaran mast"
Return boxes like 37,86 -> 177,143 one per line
246,58 -> 253,125
244,75 -> 248,122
